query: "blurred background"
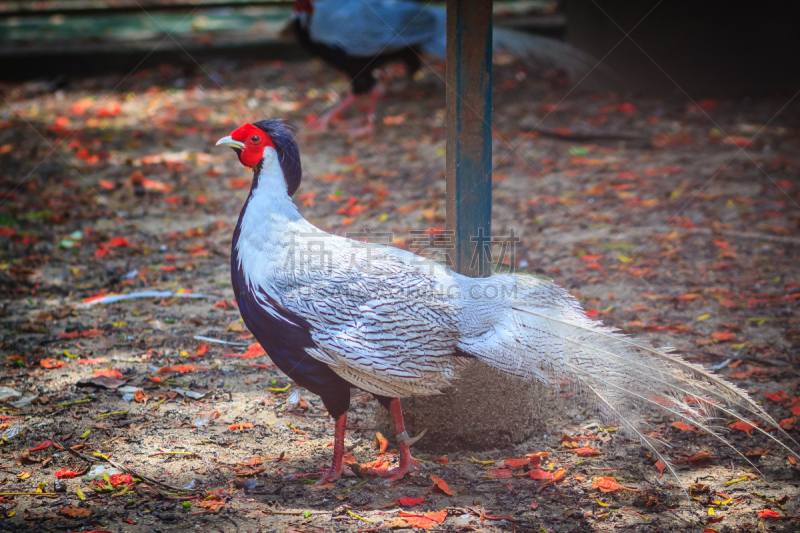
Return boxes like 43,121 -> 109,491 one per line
2,0 -> 799,92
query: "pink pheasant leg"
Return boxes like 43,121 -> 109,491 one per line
361,398 -> 421,482
346,87 -> 379,138
312,93 -> 359,131
285,412 -> 347,485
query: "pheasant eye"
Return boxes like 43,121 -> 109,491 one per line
250,135 -> 261,144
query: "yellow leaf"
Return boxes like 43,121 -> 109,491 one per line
724,476 -> 748,486
670,189 -> 683,200
618,254 -> 633,263
471,456 -> 495,465
76,488 -> 86,500
596,499 -> 610,507
79,430 -> 91,439
17,471 -> 30,480
695,314 -> 710,321
267,384 -> 291,392
708,507 -> 715,516
63,350 -> 79,358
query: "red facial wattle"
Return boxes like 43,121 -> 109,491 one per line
226,124 -> 275,168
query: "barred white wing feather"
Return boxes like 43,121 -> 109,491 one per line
276,246 -> 468,397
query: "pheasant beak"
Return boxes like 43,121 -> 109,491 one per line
215,136 -> 246,150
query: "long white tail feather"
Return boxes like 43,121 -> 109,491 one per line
457,274 -> 799,476
492,27 -> 617,84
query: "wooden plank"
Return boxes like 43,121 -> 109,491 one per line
445,0 -> 493,278
0,1 -> 292,18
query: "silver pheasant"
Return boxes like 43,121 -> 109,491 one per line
218,119 -> 796,484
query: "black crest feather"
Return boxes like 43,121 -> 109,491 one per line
252,119 -> 302,197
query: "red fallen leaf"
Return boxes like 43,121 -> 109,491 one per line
791,405 -> 800,416
671,421 -> 697,432
228,422 -> 254,431
374,432 -> 389,453
130,171 -> 172,193
108,473 -> 133,486
337,155 -> 357,165
674,452 -> 713,465
29,440 -> 55,452
678,293 -> 703,301
58,328 -> 103,339
504,457 -> 529,468
584,309 -> 600,318
592,476 -> 640,492
40,358 -> 66,369
147,375 -> 163,383
397,497 -> 425,506
654,460 -> 666,477
54,468 -> 78,479
361,458 -> 390,470
710,331 -> 738,342
779,418 -> 795,429
766,391 -> 790,402
382,114 -> 406,125
61,506 -> 91,518
132,390 -> 147,403
77,357 -> 107,364
430,475 -> 454,496
98,180 -> 116,190
758,509 -> 780,518
338,204 -> 363,216
197,500 -> 225,513
730,421 -> 756,437
580,254 -> 603,262
108,237 -> 130,247
397,510 -> 447,529
486,468 -> 513,479
422,510 -> 447,524
93,369 -> 124,379
97,103 -> 121,117
223,343 -> 266,359
527,451 -> 549,468
433,456 -> 449,464
342,452 -> 356,465
168,364 -> 209,374
723,136 -> 753,148
540,468 -> 566,486
574,447 -> 601,457
196,343 -> 209,356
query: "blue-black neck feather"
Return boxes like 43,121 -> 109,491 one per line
251,119 -> 303,197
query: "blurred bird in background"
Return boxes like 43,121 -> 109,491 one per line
291,0 -> 602,136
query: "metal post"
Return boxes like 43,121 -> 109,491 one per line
446,0 -> 493,277
380,0 -> 545,452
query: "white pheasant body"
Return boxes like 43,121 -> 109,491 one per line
225,120 -> 795,478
